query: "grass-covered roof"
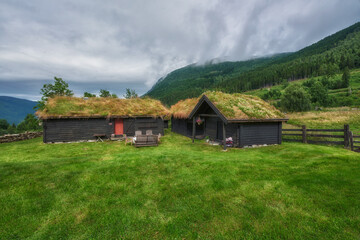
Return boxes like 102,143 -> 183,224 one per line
170,97 -> 199,119
37,96 -> 169,119
171,91 -> 285,120
203,91 -> 285,120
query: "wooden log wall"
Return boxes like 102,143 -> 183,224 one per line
239,122 -> 282,147
43,117 -> 165,143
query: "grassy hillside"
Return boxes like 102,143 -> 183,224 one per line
146,54 -> 290,106
242,68 -> 360,132
245,68 -> 360,107
0,96 -> 37,124
0,131 -> 359,239
146,22 -> 360,105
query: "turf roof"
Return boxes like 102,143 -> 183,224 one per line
37,96 -> 169,119
171,91 -> 285,120
170,98 -> 200,119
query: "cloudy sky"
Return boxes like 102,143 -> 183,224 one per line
0,0 -> 359,100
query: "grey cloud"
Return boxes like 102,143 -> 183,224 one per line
0,0 -> 359,100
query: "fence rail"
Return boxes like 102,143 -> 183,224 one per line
350,131 -> 360,152
282,124 -> 359,152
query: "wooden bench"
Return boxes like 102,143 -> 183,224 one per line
134,135 -> 158,147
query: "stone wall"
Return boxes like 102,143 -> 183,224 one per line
0,132 -> 43,144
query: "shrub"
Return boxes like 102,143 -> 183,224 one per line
280,84 -> 311,112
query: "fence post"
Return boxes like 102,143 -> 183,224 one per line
302,125 -> 307,143
349,131 -> 354,151
344,124 -> 350,148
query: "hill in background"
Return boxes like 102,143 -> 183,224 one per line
146,22 -> 360,106
0,96 -> 37,124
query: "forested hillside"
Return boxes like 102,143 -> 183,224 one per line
146,22 -> 360,106
0,96 -> 37,124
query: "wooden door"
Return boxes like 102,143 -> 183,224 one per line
115,119 -> 124,135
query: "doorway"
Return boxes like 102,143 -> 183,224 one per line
115,119 -> 124,135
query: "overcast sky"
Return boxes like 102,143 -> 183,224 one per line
0,0 -> 359,100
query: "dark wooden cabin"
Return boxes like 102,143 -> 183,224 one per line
171,92 -> 288,149
37,96 -> 169,143
170,98 -> 203,138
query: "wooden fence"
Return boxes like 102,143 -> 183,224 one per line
282,124 -> 359,152
350,131 -> 360,152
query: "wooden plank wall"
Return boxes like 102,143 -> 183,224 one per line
43,117 -> 165,143
239,122 -> 281,147
134,118 -> 164,136
43,118 -> 112,143
205,117 -> 218,140
171,118 -> 204,137
123,118 -> 135,136
225,123 -> 238,146
172,116 -> 282,147
171,118 -> 187,136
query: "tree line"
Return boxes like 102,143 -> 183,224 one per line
36,77 -> 138,110
263,67 -> 352,112
0,114 -> 41,136
218,23 -> 360,93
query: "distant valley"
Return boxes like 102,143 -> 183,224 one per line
0,96 -> 37,124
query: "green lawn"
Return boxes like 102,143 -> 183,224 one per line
0,131 -> 359,239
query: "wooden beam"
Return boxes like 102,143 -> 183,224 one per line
198,114 -> 218,117
192,117 -> 196,143
223,122 -> 226,150
228,118 -> 288,123
239,124 -> 243,148
278,122 -> 282,145
237,125 -> 240,147
43,120 -> 46,143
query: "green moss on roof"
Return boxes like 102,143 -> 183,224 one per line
170,98 -> 199,119
36,96 -> 169,119
203,91 -> 285,120
170,91 -> 285,120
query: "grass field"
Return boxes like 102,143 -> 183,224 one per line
0,131 -> 359,239
284,107 -> 360,132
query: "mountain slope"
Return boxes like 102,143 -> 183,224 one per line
0,96 -> 37,124
146,53 -> 291,106
146,22 -> 360,105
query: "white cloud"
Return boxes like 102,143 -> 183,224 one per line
0,0 -> 359,99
